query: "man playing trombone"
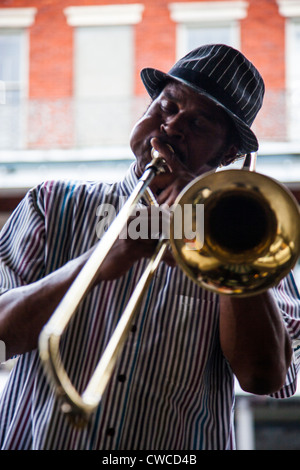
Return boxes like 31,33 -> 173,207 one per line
0,44 -> 299,450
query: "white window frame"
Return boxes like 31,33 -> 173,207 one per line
0,8 -> 36,148
0,8 -> 36,99
64,4 -> 144,148
64,4 -> 144,26
277,0 -> 300,141
0,8 -> 36,28
277,0 -> 300,17
169,1 -> 249,57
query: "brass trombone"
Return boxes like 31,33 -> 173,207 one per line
39,151 -> 300,427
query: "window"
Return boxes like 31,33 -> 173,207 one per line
0,8 -> 36,149
73,25 -> 134,147
287,19 -> 300,141
169,1 -> 248,57
0,30 -> 25,149
64,4 -> 144,147
277,1 -> 300,142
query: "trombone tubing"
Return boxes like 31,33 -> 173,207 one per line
38,153 -> 166,423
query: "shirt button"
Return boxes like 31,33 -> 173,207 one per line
131,324 -> 137,333
118,374 -> 126,382
107,427 -> 115,436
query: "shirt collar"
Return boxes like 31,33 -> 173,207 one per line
119,162 -> 139,196
119,161 -> 158,207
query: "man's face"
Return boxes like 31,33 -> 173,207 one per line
130,81 -> 235,194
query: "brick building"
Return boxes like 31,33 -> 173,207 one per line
0,0 -> 300,153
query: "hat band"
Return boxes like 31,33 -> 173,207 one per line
170,67 -> 248,125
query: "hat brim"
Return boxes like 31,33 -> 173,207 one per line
141,67 -> 259,154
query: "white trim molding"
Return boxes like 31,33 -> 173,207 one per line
169,1 -> 249,23
277,0 -> 300,17
0,8 -> 37,28
64,4 -> 144,27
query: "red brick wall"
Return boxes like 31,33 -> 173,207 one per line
26,1 -> 74,147
135,2 -> 176,95
29,2 -> 73,99
241,0 -> 287,141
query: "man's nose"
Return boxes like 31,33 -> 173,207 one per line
160,114 -> 185,141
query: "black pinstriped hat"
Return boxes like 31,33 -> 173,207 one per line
141,44 -> 265,154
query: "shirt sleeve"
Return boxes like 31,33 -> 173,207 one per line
0,185 -> 46,295
270,271 -> 300,398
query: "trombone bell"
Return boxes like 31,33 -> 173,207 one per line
170,169 -> 300,296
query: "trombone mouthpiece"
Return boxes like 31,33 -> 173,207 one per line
151,144 -> 174,160
150,144 -> 174,174
151,148 -> 160,159
149,148 -> 167,174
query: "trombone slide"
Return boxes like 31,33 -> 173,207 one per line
39,153 -> 166,426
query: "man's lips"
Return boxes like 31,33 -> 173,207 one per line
150,148 -> 170,174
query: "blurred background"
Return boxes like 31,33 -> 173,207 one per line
0,0 -> 300,450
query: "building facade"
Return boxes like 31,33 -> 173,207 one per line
0,0 -> 299,154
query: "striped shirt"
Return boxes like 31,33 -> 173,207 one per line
0,162 -> 300,450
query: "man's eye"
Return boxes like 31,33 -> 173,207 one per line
160,100 -> 177,113
193,116 -> 211,130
